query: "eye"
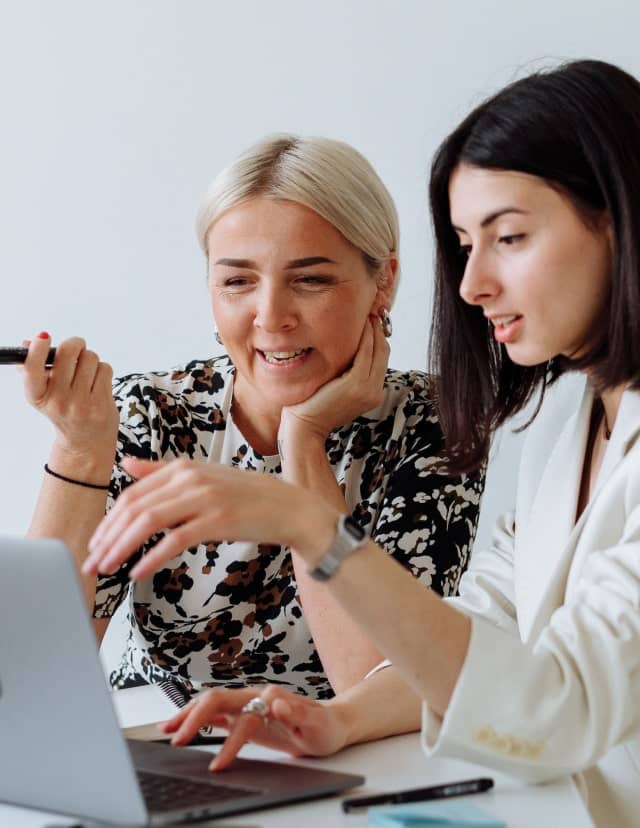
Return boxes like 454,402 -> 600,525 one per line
222,275 -> 251,288
458,244 -> 472,260
294,274 -> 334,287
498,233 -> 525,246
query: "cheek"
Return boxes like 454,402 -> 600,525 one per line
210,296 -> 248,333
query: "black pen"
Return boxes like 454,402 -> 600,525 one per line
342,776 -> 494,812
0,345 -> 57,365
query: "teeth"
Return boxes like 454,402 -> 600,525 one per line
493,315 -> 518,327
262,348 -> 308,364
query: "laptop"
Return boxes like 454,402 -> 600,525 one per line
0,536 -> 364,826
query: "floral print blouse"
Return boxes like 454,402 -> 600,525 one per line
94,356 -> 485,699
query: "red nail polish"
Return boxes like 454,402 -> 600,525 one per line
37,331 -> 50,340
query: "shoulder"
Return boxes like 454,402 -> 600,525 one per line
113,355 -> 234,403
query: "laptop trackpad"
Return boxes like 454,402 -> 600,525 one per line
127,738 -> 359,796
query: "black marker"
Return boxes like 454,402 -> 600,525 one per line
0,346 -> 56,366
342,776 -> 494,812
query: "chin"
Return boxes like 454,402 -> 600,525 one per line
268,387 -> 322,409
504,345 -> 553,367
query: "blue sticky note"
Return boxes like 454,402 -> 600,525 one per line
368,800 -> 506,828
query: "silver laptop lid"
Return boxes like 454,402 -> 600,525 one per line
0,536 -> 148,826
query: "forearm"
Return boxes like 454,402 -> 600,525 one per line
292,501 -> 471,717
282,434 -> 386,692
28,440 -> 113,608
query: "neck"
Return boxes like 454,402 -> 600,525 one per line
230,379 -> 281,456
598,384 -> 626,440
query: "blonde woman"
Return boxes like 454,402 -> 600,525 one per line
24,135 -> 484,700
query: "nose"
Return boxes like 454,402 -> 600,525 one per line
253,284 -> 297,332
458,250 -> 500,307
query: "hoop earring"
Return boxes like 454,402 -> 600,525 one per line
379,308 -> 393,338
214,329 -> 223,346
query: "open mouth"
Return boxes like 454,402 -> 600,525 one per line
259,348 -> 311,365
491,314 -> 522,328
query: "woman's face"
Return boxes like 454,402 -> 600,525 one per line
207,197 -> 388,413
449,164 -> 611,367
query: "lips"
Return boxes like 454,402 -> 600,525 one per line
258,348 -> 311,365
488,315 -> 523,344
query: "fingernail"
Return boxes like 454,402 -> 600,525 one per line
37,331 -> 50,339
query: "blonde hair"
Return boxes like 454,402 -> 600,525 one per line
196,134 -> 399,283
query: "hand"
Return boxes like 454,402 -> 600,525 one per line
161,685 -> 348,771
278,316 -> 389,448
84,456 -> 337,579
21,332 -> 118,463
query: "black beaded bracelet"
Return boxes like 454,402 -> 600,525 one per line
44,463 -> 110,491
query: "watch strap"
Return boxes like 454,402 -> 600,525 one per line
308,514 -> 368,581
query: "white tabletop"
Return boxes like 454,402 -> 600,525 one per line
0,732 -> 594,827
0,685 -> 594,827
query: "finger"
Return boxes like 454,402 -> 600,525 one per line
46,336 -> 87,392
166,688 -> 256,744
85,476 -> 174,574
91,360 -> 114,394
209,714 -> 265,771
93,458 -> 218,557
85,485 -> 187,574
269,695 -> 318,749
261,684 -> 340,757
88,485 -> 211,576
161,706 -> 192,733
87,458 -> 167,548
120,456 -> 166,480
70,348 -> 100,393
369,316 -> 391,383
21,332 -> 53,403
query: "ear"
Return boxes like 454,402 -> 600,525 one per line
370,254 -> 399,315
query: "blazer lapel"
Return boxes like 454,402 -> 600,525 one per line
516,385 -> 640,643
590,387 -> 640,499
514,384 -> 593,642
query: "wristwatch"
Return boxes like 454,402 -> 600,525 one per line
308,515 -> 368,581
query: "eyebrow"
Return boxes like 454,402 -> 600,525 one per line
452,207 -> 529,233
213,256 -> 337,269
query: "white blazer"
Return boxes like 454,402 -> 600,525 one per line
422,376 -> 640,828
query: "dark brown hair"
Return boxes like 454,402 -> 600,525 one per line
428,59 -> 640,471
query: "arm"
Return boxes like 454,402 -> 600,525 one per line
22,334 -> 118,617
277,318 -> 390,692
84,460 -> 471,715
281,368 -> 484,693
420,501 -> 640,782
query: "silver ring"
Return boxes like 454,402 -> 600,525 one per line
241,696 -> 270,721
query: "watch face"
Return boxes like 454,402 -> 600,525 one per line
344,516 -> 365,541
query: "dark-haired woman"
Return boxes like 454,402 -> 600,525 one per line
87,60 -> 640,826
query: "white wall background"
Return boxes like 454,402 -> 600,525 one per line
1,0 -> 637,551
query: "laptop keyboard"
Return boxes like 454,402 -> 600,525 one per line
137,769 -> 260,812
